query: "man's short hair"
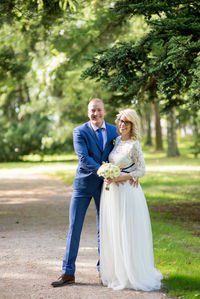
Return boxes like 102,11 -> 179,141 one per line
88,98 -> 104,108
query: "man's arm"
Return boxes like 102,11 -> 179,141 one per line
73,128 -> 100,173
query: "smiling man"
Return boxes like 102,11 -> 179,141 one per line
51,98 -> 118,287
88,99 -> 106,127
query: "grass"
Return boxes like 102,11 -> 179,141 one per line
0,136 -> 199,298
143,171 -> 200,298
48,168 -> 76,185
139,137 -> 200,298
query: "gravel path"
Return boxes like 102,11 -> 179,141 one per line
0,168 -> 170,299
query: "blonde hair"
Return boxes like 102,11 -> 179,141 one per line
116,109 -> 141,140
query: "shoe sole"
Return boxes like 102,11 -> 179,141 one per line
51,280 -> 75,288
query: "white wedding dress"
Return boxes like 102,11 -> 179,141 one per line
100,136 -> 162,291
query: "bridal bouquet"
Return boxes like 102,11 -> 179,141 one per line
97,162 -> 120,190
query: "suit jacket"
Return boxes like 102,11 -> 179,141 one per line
72,121 -> 118,194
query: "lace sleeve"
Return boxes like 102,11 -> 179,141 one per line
115,136 -> 121,146
129,141 -> 146,180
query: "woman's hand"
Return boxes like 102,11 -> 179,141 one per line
105,173 -> 139,188
104,173 -> 133,186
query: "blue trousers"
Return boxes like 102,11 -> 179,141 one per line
62,189 -> 101,275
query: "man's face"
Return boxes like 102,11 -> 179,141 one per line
88,101 -> 106,128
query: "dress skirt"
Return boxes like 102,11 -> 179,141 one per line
100,181 -> 163,291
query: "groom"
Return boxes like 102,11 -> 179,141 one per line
51,98 -> 118,287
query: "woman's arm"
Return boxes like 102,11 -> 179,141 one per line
129,141 -> 146,180
105,141 -> 145,186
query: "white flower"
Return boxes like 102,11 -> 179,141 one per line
97,162 -> 120,190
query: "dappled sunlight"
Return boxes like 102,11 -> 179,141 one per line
0,187 -> 71,204
0,163 -> 77,177
77,261 -> 97,268
147,165 -> 200,172
0,168 -> 72,206
164,274 -> 200,292
151,201 -> 200,224
34,164 -> 77,172
0,145 -> 199,299
0,185 -> 69,197
0,196 -> 51,205
2,272 -> 42,279
1,0 -> 199,295
22,153 -> 78,162
79,247 -> 98,251
146,192 -> 187,202
0,210 -> 17,215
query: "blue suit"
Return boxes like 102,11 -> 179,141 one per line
62,121 -> 118,275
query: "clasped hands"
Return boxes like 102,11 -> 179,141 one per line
104,173 -> 138,188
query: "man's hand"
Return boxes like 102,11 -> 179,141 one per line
104,178 -> 113,185
129,178 -> 139,188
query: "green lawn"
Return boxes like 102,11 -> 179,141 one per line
140,138 -> 200,298
141,170 -> 200,298
0,137 -> 199,298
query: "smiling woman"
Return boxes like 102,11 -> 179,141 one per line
116,109 -> 141,141
100,108 -> 163,292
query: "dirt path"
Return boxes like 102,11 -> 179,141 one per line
0,168 -> 170,299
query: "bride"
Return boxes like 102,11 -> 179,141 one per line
100,109 -> 163,291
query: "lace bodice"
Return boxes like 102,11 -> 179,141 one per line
109,136 -> 146,180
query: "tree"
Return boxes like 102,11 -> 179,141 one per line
0,0 -> 129,160
81,0 -> 200,156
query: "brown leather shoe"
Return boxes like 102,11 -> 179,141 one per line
51,274 -> 75,287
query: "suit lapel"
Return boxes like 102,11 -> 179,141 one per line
87,122 -> 102,152
102,122 -> 114,161
104,122 -> 111,149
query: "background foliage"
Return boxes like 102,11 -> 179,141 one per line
0,0 -> 199,161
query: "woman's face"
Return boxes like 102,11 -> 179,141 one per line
118,115 -> 132,139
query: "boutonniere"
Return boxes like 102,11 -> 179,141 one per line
112,139 -> 116,146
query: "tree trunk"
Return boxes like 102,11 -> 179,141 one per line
154,101 -> 163,150
144,75 -> 163,150
192,110 -> 200,158
145,104 -> 153,146
167,107 -> 180,157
